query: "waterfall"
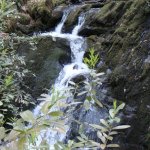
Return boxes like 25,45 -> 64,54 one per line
32,7 -> 90,149
72,13 -> 85,35
54,8 -> 71,33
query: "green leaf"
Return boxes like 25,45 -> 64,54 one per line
109,109 -> 115,118
77,91 -> 87,96
0,127 -> 5,140
48,111 -> 63,117
90,124 -> 108,132
20,110 -> 35,124
77,136 -> 85,142
112,125 -> 131,130
94,99 -> 103,107
109,131 -> 118,135
103,133 -> 113,141
41,101 -> 53,114
4,75 -> 13,87
100,119 -> 110,128
0,101 -> 3,106
113,99 -> 117,110
84,100 -> 90,110
17,137 -> 27,150
100,144 -> 106,150
73,142 -> 84,148
5,130 -> 20,141
68,140 -> 74,147
116,103 -> 125,113
114,117 -> 121,123
68,81 -> 76,85
97,132 -> 106,144
90,140 -> 100,147
107,144 -> 120,148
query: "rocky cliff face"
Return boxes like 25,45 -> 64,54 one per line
79,0 -> 150,149
69,1 -> 150,149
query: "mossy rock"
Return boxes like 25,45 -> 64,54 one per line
17,13 -> 31,25
84,0 -> 150,148
27,0 -> 53,22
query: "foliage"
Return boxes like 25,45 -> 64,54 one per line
84,48 -> 99,69
0,37 -> 32,125
53,101 -> 130,150
0,0 -> 33,143
0,0 -> 16,31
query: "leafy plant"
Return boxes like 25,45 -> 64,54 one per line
63,101 -> 130,150
0,1 -> 33,139
88,101 -> 130,150
84,48 -> 99,69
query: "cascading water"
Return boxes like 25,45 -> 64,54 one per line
54,8 -> 71,34
31,6 -> 91,149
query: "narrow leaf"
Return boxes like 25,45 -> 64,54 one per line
116,103 -> 125,113
90,124 -> 108,132
0,127 -> 5,140
109,131 -> 118,135
113,125 -> 131,130
100,119 -> 110,128
48,111 -> 63,117
77,91 -> 87,96
107,144 -> 120,148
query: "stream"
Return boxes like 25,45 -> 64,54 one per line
31,6 -> 93,149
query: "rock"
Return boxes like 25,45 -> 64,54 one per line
27,0 -> 53,20
5,0 -> 65,34
50,6 -> 66,28
64,4 -> 92,32
84,0 -> 150,148
15,36 -> 71,98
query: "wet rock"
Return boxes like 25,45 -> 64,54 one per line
51,6 -> 65,25
15,36 -> 71,98
59,53 -> 71,66
64,4 -> 92,32
66,104 -> 108,142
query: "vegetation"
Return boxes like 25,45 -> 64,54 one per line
84,48 -> 99,69
0,0 -> 33,142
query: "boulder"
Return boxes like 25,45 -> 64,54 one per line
15,36 -> 71,98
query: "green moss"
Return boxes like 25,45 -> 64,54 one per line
93,1 -> 125,26
103,0 -> 149,67
17,13 -> 31,25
